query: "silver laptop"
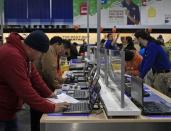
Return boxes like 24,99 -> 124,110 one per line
63,80 -> 101,114
62,66 -> 97,90
66,74 -> 100,100
131,76 -> 171,115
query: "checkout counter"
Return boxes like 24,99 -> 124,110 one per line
40,50 -> 171,131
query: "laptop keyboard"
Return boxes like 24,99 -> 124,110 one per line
77,77 -> 86,82
64,102 -> 89,113
78,82 -> 88,86
143,101 -> 171,114
74,90 -> 88,98
73,72 -> 85,76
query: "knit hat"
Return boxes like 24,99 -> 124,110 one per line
24,30 -> 49,53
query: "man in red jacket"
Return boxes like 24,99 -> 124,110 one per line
0,30 -> 69,131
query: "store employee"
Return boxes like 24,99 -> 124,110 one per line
134,30 -> 171,96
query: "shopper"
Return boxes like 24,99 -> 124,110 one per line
122,0 -> 140,25
104,33 -> 118,50
68,42 -> 79,60
134,30 -> 171,96
79,40 -> 88,56
50,36 -> 63,46
124,36 -> 136,51
125,50 -> 143,76
33,36 -> 70,131
0,31 -> 69,131
156,35 -> 170,62
35,37 -> 71,91
157,35 -> 164,44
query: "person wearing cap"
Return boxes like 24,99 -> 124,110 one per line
0,31 -> 69,131
32,37 -> 71,131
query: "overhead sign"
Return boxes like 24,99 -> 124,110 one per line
74,0 -> 171,29
80,3 -> 87,15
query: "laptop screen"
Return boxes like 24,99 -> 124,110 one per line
86,67 -> 96,85
88,66 -> 97,80
131,76 -> 143,107
89,75 -> 100,110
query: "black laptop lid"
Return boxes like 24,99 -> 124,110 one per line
88,66 -> 97,79
131,76 -> 144,107
89,75 -> 100,110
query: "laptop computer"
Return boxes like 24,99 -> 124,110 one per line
64,65 -> 97,88
69,61 -> 86,70
63,81 -> 101,114
62,66 -> 97,91
66,74 -> 100,100
70,63 -> 88,77
131,76 -> 171,115
70,59 -> 85,63
71,63 -> 94,74
70,63 -> 95,78
65,63 -> 89,83
77,66 -> 97,88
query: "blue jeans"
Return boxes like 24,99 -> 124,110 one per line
0,119 -> 18,131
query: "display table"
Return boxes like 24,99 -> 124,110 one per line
40,85 -> 171,131
40,112 -> 171,131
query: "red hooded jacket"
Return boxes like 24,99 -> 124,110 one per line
0,33 -> 55,120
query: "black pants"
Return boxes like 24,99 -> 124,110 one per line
0,119 -> 18,131
30,108 -> 43,131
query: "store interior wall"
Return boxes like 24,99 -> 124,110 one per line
3,33 -> 171,45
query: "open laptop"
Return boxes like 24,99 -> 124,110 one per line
77,65 -> 97,88
131,76 -> 171,115
66,74 -> 100,100
63,65 -> 97,90
70,62 -> 91,77
65,63 -> 89,83
70,64 -> 87,77
69,61 -> 86,70
63,81 -> 101,114
70,58 -> 85,64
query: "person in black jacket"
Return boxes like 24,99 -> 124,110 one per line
124,36 -> 136,51
79,40 -> 87,55
68,42 -> 79,60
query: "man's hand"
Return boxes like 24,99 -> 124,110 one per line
54,102 -> 70,112
49,93 -> 57,99
54,89 -> 62,95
